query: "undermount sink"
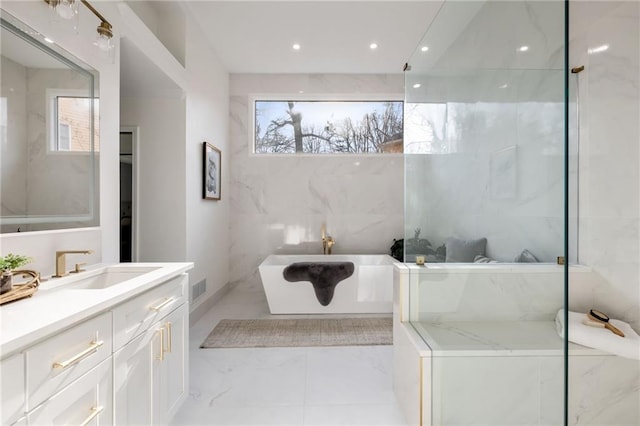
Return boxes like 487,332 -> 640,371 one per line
47,266 -> 161,290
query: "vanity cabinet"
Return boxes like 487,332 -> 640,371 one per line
27,357 -> 113,425
0,271 -> 190,425
1,353 -> 25,425
114,283 -> 188,426
26,311 -> 112,410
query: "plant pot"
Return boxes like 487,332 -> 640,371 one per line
0,272 -> 12,295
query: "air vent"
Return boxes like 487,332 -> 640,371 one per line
192,279 -> 206,302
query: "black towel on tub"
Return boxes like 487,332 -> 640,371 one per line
282,262 -> 355,306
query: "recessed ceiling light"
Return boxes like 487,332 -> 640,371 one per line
369,43 -> 378,50
292,43 -> 301,50
588,44 -> 609,54
44,37 -> 54,44
298,90 -> 304,94
421,46 -> 429,52
517,45 -> 529,52
413,83 -> 421,89
499,84 -> 509,89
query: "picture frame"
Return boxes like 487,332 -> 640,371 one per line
203,142 -> 221,200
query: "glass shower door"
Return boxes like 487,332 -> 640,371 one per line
402,1 -> 567,424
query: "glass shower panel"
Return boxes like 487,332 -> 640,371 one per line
403,1 -> 567,424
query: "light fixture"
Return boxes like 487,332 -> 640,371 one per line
421,46 -> 429,52
413,83 -> 421,89
292,43 -> 301,50
499,83 -> 509,89
49,0 -> 78,20
369,42 -> 378,50
517,45 -> 529,52
94,20 -> 113,51
44,0 -> 114,52
588,44 -> 609,55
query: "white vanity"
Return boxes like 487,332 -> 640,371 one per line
0,262 -> 193,426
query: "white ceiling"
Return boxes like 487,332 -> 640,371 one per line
184,1 -> 444,74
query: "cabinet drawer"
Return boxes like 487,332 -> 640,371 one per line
26,311 -> 112,410
1,353 -> 25,425
28,357 -> 112,425
113,274 -> 187,350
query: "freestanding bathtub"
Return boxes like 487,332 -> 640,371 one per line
258,254 -> 396,314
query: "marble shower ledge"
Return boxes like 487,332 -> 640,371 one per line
404,263 -> 591,274
412,320 -> 608,357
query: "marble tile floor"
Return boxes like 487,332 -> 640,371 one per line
171,280 -> 407,426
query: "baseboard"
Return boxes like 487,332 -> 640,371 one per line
189,281 -> 233,326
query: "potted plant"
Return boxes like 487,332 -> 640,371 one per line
0,253 -> 32,295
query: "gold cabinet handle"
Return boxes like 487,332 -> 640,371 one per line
79,406 -> 104,426
165,322 -> 172,354
150,297 -> 175,312
157,327 -> 165,361
52,340 -> 104,370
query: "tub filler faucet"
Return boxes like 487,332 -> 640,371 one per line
321,225 -> 335,255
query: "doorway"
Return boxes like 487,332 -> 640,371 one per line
119,128 -> 138,262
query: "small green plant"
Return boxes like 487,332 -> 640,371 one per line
0,253 -> 32,273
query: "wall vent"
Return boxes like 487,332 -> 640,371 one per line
192,279 -> 206,302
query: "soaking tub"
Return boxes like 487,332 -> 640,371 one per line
258,254 -> 396,314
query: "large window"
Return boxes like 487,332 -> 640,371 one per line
254,100 -> 403,154
49,92 -> 99,152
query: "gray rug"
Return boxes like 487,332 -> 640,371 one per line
200,318 -> 392,348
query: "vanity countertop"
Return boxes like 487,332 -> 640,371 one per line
0,262 -> 193,357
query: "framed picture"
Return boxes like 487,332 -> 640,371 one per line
203,142 -> 221,200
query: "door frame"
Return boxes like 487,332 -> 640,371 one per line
120,126 -> 140,262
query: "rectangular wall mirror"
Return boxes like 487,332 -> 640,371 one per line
0,10 -> 99,233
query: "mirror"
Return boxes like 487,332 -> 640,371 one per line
0,11 -> 99,233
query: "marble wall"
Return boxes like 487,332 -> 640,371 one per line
570,1 -> 640,330
229,74 -> 404,289
26,69 -> 96,217
1,62 -> 98,232
404,71 -> 565,263
0,57 -> 28,219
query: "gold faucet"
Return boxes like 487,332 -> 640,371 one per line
321,225 -> 335,255
53,250 -> 93,278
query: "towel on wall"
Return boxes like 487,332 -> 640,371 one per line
555,309 -> 640,360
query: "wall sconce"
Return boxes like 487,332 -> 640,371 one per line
44,0 -> 113,51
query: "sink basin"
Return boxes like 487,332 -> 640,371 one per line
46,266 -> 161,290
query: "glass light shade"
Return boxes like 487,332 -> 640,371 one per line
94,33 -> 112,51
54,0 -> 78,20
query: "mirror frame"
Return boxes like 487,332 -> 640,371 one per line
0,11 -> 99,231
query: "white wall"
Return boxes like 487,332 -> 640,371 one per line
184,19 -> 230,311
229,74 -> 404,289
570,1 -> 640,330
120,97 -> 187,262
0,1 -> 120,273
119,3 -> 230,314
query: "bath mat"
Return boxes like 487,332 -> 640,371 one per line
200,318 -> 392,348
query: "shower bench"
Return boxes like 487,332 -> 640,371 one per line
392,263 -> 640,426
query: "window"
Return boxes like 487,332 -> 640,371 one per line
49,92 -> 100,152
403,102 -> 451,154
57,123 -> 71,151
254,100 -> 403,154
